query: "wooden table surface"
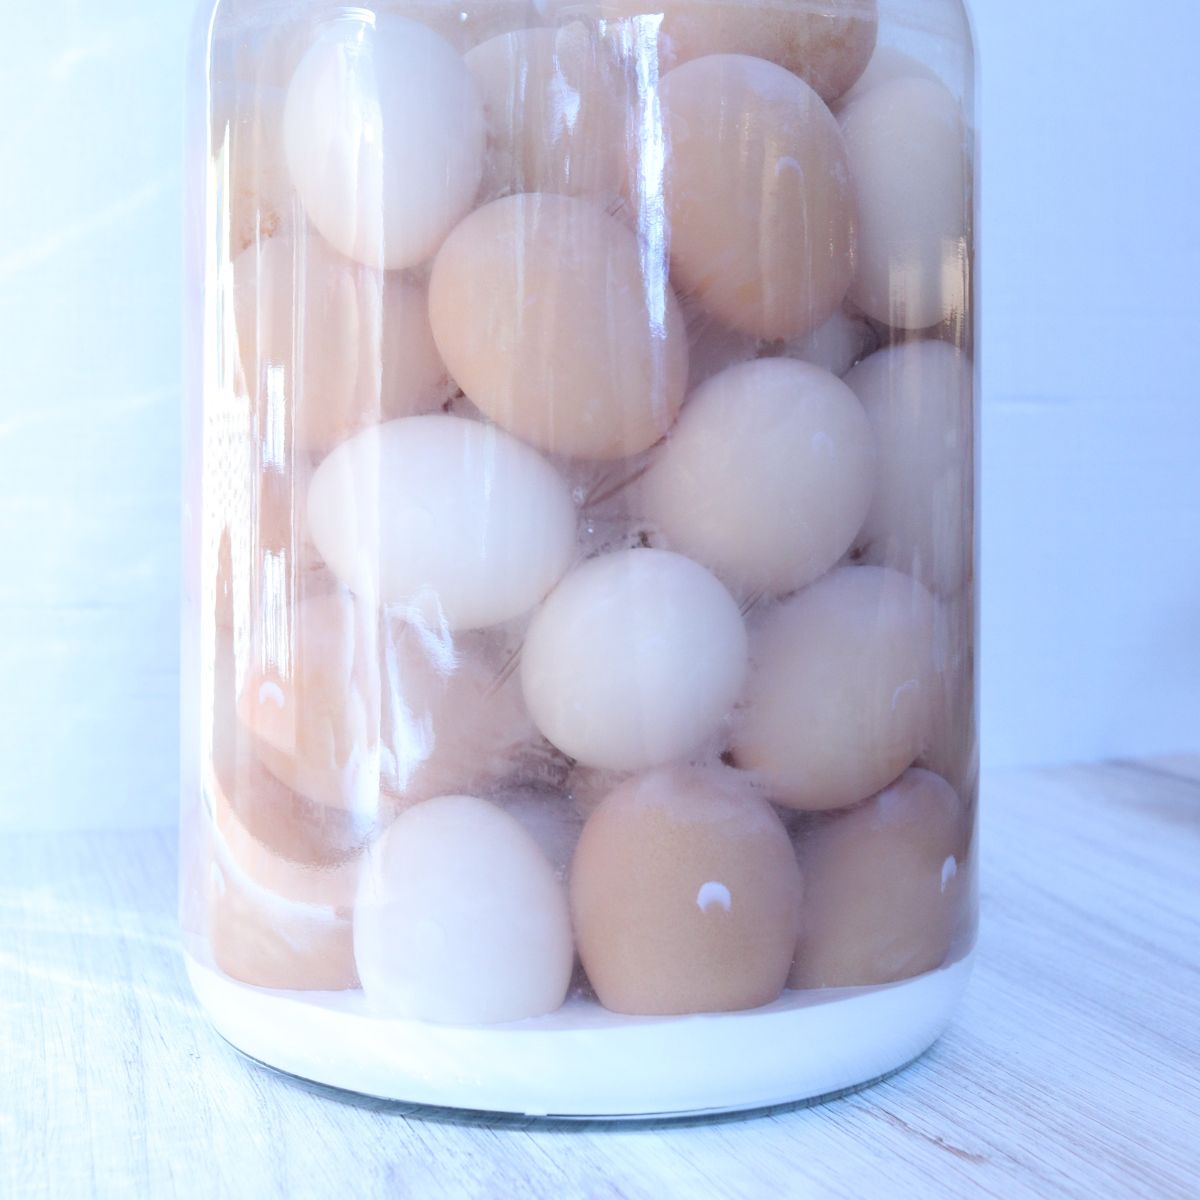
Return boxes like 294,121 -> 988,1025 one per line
3,759 -> 1198,1199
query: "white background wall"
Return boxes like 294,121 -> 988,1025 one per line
0,1 -> 1196,831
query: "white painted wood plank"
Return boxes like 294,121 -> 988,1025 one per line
2,761 -> 1197,1198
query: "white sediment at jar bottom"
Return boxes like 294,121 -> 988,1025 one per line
187,952 -> 974,1118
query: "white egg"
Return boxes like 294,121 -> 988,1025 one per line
283,14 -> 485,268
785,308 -> 879,378
306,415 -> 577,629
354,795 -> 573,1023
641,359 -> 876,597
732,566 -> 937,810
521,549 -> 748,772
844,341 -> 973,594
840,75 -> 970,329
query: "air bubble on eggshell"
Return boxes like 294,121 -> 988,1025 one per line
732,565 -> 938,811
283,13 -> 486,269
354,795 -> 574,1023
658,54 -> 858,341
790,768 -> 968,989
570,766 -> 803,1016
429,192 -> 689,460
639,358 -> 877,599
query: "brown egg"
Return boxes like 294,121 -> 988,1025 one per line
212,627 -> 372,905
381,620 -> 549,808
790,768 -> 967,989
919,594 -> 979,804
570,767 -> 802,1015
207,831 -> 359,992
234,235 -> 450,455
659,55 -> 857,340
238,591 -> 385,813
603,0 -> 877,102
466,25 -> 628,200
732,566 -> 937,810
428,193 -> 689,460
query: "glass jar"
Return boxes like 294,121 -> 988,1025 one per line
182,0 -> 978,1117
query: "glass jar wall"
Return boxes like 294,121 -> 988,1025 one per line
182,0 -> 978,1116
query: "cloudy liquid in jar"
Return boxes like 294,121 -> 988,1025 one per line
182,0 -> 978,1116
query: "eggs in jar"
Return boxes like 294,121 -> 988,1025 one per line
198,1 -> 976,1025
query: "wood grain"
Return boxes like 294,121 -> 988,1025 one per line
1,761 -> 1197,1199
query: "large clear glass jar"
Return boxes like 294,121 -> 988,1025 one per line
182,0 -> 978,1117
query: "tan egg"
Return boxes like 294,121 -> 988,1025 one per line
840,76 -> 970,330
238,591 -> 385,814
844,341 -> 973,594
641,359 -> 876,597
465,25 -> 628,200
833,45 -> 939,112
604,0 -> 876,102
210,631 -> 370,907
233,235 -> 449,455
206,830 -> 359,992
570,767 -> 802,1015
659,54 -> 857,340
381,620 -> 551,807
732,566 -> 937,810
428,193 -> 689,460
354,795 -> 574,1023
784,307 -> 879,378
790,768 -> 967,988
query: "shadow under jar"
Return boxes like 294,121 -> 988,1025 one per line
182,0 -> 978,1118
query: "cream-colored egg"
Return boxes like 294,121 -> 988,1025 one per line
840,76 -> 969,330
833,45 -> 939,112
570,766 -> 802,1015
382,621 -> 549,807
234,235 -> 449,455
283,14 -> 485,269
354,795 -> 574,1023
785,308 -> 879,377
659,54 -> 857,341
307,415 -> 577,628
429,193 -> 689,459
844,341 -> 973,594
642,359 -> 876,597
521,549 -> 748,772
466,25 -> 627,200
605,0 -> 876,102
207,831 -> 359,992
790,768 -> 967,988
732,566 -> 937,810
238,591 -> 385,813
